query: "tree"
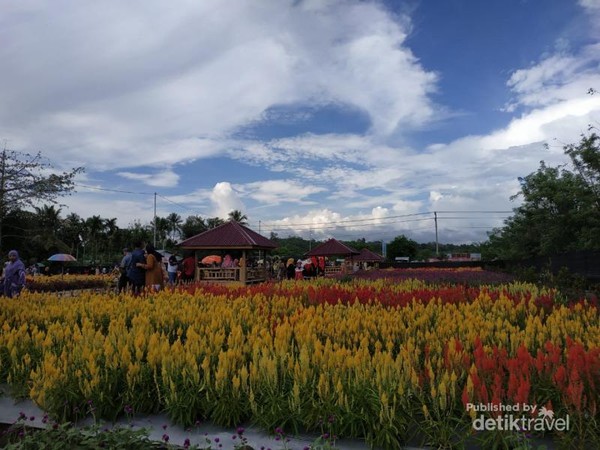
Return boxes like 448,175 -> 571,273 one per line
386,235 -> 418,261
85,215 -> 105,262
228,210 -> 248,225
60,213 -> 85,257
151,217 -> 170,248
564,133 -> 600,208
28,205 -> 69,256
166,212 -> 183,242
0,148 -> 83,251
485,133 -> 600,259
180,215 -> 207,239
206,217 -> 225,229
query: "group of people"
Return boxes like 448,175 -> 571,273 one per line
273,256 -> 326,281
118,242 -> 197,294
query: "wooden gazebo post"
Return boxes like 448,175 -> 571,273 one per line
240,250 -> 247,283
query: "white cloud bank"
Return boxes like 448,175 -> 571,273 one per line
3,1 -> 600,243
0,0 -> 436,171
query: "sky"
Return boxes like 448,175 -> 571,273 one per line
1,0 -> 600,244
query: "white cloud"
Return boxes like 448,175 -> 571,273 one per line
209,182 -> 245,219
118,169 -> 180,187
0,0 -> 436,170
235,179 -> 326,205
505,44 -> 600,111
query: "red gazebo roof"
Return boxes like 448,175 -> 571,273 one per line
354,248 -> 385,262
304,238 -> 359,257
178,221 -> 277,250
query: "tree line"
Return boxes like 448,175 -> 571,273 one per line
1,208 -> 251,266
2,126 -> 598,266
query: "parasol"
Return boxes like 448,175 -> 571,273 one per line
48,253 -> 77,262
47,253 -> 77,275
201,255 -> 222,265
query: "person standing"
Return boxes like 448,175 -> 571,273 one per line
137,244 -> 164,292
167,255 -> 178,286
118,248 -> 132,293
286,258 -> 295,280
127,241 -> 146,295
181,253 -> 195,282
1,250 -> 26,297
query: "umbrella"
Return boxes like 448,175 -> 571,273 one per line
48,254 -> 77,262
201,255 -> 222,265
47,253 -> 76,275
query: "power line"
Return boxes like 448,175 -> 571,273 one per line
156,194 -> 210,216
260,216 -> 434,232
259,212 -> 433,229
435,210 -> 512,214
74,183 -> 154,196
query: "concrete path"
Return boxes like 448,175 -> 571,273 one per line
0,393 -> 423,450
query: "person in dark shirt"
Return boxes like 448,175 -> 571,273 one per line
127,241 -> 146,294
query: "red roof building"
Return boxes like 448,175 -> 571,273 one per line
354,248 -> 385,262
179,220 -> 277,250
304,238 -> 359,257
178,221 -> 277,284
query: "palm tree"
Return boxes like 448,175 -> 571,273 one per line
85,215 -> 105,262
30,205 -> 69,254
150,217 -> 170,248
166,212 -> 183,242
206,217 -> 225,229
61,212 -> 85,256
228,210 -> 248,225
104,218 -> 119,257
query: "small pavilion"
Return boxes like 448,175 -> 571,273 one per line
304,238 -> 360,276
354,248 -> 385,269
178,221 -> 278,285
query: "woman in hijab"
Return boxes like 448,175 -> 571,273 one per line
2,250 -> 26,297
286,257 -> 295,280
136,244 -> 165,292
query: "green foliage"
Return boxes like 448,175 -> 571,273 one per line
181,215 -> 208,240
271,235 -> 311,258
227,210 -> 248,225
485,133 -> 600,260
0,149 -> 84,253
1,421 -> 167,450
386,235 -> 418,261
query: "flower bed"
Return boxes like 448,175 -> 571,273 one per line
0,276 -> 598,448
350,267 -> 515,285
25,275 -> 113,293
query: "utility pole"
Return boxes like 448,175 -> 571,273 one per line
259,220 -> 261,234
153,192 -> 157,247
434,211 -> 439,257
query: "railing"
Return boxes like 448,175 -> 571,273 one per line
246,267 -> 267,282
197,267 -> 268,283
324,266 -> 343,276
198,268 -> 240,282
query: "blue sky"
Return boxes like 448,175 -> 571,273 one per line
1,0 -> 600,243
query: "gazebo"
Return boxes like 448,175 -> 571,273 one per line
178,221 -> 278,285
354,248 -> 385,269
304,238 -> 359,276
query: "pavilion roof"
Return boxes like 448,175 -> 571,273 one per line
178,221 -> 278,250
354,247 -> 385,262
304,238 -> 359,257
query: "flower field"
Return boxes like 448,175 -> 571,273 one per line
1,272 -> 599,448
